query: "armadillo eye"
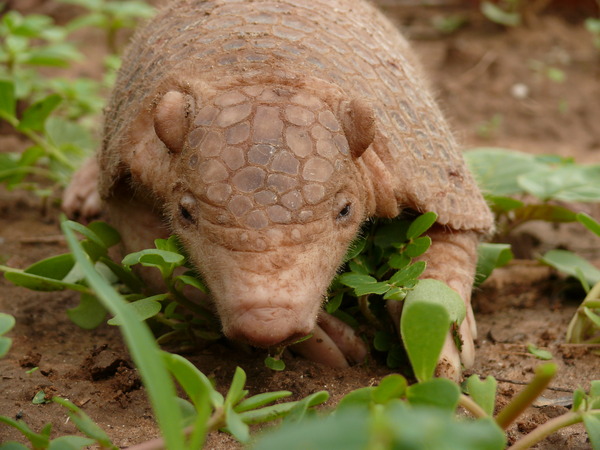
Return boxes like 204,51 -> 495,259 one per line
336,203 -> 352,222
179,193 -> 197,225
180,205 -> 194,223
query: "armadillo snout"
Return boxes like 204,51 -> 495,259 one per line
224,307 -> 313,348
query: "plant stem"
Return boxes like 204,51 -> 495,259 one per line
23,129 -> 77,172
458,394 -> 489,419
507,411 -> 583,450
495,363 -> 557,430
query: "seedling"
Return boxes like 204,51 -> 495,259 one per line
0,397 -> 117,449
481,0 -> 522,27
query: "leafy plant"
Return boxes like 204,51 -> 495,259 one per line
466,147 -> 600,347
0,4 -> 153,195
254,362 -> 600,450
0,220 -> 220,352
0,10 -> 82,99
59,0 -> 155,54
0,80 -> 93,192
0,397 -> 117,449
465,148 -> 600,236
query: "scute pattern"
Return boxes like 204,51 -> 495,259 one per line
183,87 -> 351,229
102,0 -> 493,232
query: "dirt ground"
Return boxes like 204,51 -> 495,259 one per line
1,0 -> 600,448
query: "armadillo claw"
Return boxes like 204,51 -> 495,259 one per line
291,312 -> 367,368
62,157 -> 101,220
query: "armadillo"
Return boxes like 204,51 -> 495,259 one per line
63,0 -> 493,379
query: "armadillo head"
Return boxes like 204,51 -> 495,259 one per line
151,80 -> 377,348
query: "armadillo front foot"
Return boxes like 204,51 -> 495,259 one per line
291,312 -> 367,368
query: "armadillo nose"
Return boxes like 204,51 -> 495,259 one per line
224,307 -> 313,348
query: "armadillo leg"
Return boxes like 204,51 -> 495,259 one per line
387,226 -> 479,381
62,157 -> 102,220
292,312 -> 368,367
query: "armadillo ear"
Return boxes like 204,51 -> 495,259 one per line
338,98 -> 376,159
154,91 -> 195,153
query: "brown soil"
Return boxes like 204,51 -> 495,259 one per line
1,1 -> 600,448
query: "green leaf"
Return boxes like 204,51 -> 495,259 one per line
541,249 -> 600,286
405,279 -> 465,324
583,413 -> 600,450
404,236 -> 431,258
32,390 -> 49,404
573,388 -> 586,411
253,402 -> 505,450
23,253 -> 75,279
401,280 -> 466,382
98,257 -> 143,292
107,296 -> 163,325
337,273 -> 377,289
162,352 -> 222,409
225,405 -> 250,443
52,398 -> 113,447
355,281 -> 390,296
235,391 -> 292,413
46,116 -> 94,153
122,249 -> 184,267
0,80 -> 16,121
583,307 -> 600,329
24,43 -> 81,67
283,391 -> 329,424
67,294 -> 107,329
372,374 -> 407,404
383,286 -> 407,301
512,204 -> 577,224
252,407 -> 370,450
0,313 -> 16,335
487,195 -> 524,213
578,212 -> 600,237
480,1 -> 521,27
3,268 -> 87,292
388,252 -> 411,270
0,313 -> 15,358
0,441 -> 30,449
389,261 -> 426,286
526,343 -> 553,360
0,416 -> 49,448
174,274 -> 208,293
16,94 -> 62,132
518,165 -> 600,202
406,212 -> 437,240
466,375 -> 497,416
406,378 -> 460,411
401,301 -> 449,382
465,148 -> 544,196
264,356 -> 286,371
225,367 -> 248,409
48,436 -> 95,449
337,272 -> 390,295
475,243 -> 513,287
325,292 -> 343,314
373,221 -> 409,249
61,220 -> 186,449
337,387 -> 375,411
239,391 -> 328,425
344,234 -> 368,262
